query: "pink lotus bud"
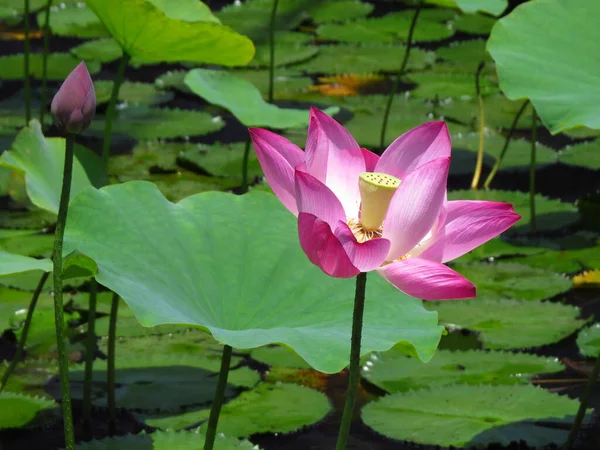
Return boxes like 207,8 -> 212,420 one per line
51,61 -> 96,134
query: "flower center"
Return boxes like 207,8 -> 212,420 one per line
358,172 -> 401,231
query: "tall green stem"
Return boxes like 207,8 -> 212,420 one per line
39,0 -> 53,125
564,355 -> 600,450
107,291 -> 119,435
267,0 -> 279,103
241,138 -> 251,193
24,0 -> 31,124
335,272 -> 368,450
101,53 -> 130,169
379,1 -> 422,149
529,109 -> 537,233
203,344 -> 233,450
483,99 -> 529,189
82,278 -> 98,434
470,61 -> 486,190
0,271 -> 50,392
53,134 -> 76,450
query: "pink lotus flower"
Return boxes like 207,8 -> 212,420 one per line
249,107 -> 520,300
51,61 -> 96,134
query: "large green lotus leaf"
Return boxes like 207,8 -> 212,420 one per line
425,0 -> 507,16
451,262 -> 572,301
0,393 -> 58,430
487,0 -> 600,133
71,38 -> 123,64
84,0 -> 254,66
94,81 -> 173,106
577,323 -> 600,358
146,0 -> 219,23
447,189 -> 579,233
87,107 -> 225,140
63,182 -> 443,373
184,69 -> 337,129
0,53 -> 100,80
144,383 -> 330,435
71,430 -> 259,450
450,134 -> 556,175
38,2 -> 109,38
0,250 -> 51,278
0,121 -> 107,215
363,348 -> 562,393
362,384 -> 586,448
408,72 -> 499,100
295,44 -> 436,74
558,140 -> 600,170
429,298 -> 588,349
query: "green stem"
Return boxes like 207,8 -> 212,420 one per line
335,272 -> 368,450
241,138 -> 251,194
470,61 -> 486,190
483,99 -> 529,189
529,108 -> 537,233
39,0 -> 53,125
82,278 -> 98,434
379,1 -> 422,149
53,134 -> 76,450
101,53 -> 131,169
267,0 -> 279,103
564,355 -> 600,450
0,271 -> 50,392
203,344 -> 233,450
107,291 -> 119,435
24,0 -> 31,124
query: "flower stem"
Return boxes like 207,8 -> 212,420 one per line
0,271 -> 50,392
564,354 -> 600,450
241,138 -> 251,193
379,1 -> 422,149
107,291 -> 119,436
470,61 -> 486,190
529,108 -> 537,233
82,278 -> 98,435
39,0 -> 53,126
483,99 -> 529,190
24,0 -> 31,124
203,344 -> 233,450
53,134 -> 76,450
268,0 -> 279,103
335,271 -> 368,450
101,53 -> 130,169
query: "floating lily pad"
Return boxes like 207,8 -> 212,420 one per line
39,2 -> 108,38
429,298 -> 588,349
449,134 -> 556,175
185,69 -> 337,129
0,121 -> 106,214
295,44 -> 436,74
179,142 -> 262,180
447,189 -> 579,233
94,81 -> 174,106
0,393 -> 58,430
71,430 -> 259,450
577,323 -> 600,358
362,384 -> 586,448
488,0 -> 600,133
70,38 -> 122,64
558,140 -> 600,170
0,53 -> 101,80
87,107 -> 224,140
86,0 -> 254,66
250,345 -> 311,369
451,262 -> 572,301
408,72 -> 498,100
64,182 -> 443,373
363,348 -> 563,393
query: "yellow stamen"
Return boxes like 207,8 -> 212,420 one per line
358,172 -> 401,231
